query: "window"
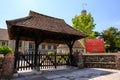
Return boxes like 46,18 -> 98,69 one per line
2,42 -> 6,46
76,50 -> 79,52
53,46 -> 57,50
48,45 -> 51,50
19,41 -> 22,47
29,43 -> 34,49
42,44 -> 45,49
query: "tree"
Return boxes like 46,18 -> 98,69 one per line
72,10 -> 96,38
100,27 -> 120,52
94,31 -> 100,37
116,31 -> 120,50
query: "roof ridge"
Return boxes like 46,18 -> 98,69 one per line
29,10 -> 63,20
6,16 -> 32,25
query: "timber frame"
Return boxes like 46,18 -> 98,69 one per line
6,10 -> 87,70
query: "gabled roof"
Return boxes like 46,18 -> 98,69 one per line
0,28 -> 9,41
58,40 -> 83,48
6,11 -> 87,43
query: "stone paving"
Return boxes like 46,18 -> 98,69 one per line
12,68 -> 120,80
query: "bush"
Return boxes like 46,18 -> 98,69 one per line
0,46 -> 13,55
48,51 -> 54,55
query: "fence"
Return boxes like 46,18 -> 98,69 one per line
82,53 -> 120,69
17,52 -> 69,71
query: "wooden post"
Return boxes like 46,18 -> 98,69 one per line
34,40 -> 42,69
34,40 -> 39,67
66,40 -> 75,66
68,45 -> 73,66
14,28 -> 20,71
54,52 -> 57,69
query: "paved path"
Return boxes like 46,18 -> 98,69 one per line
12,68 -> 120,80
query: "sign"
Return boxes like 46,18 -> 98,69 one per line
86,38 -> 105,53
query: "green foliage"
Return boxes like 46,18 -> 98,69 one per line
48,51 -> 54,55
72,11 -> 96,38
47,51 -> 55,61
94,31 -> 100,37
47,52 -> 68,63
0,46 -> 12,55
116,31 -> 120,49
100,27 -> 120,52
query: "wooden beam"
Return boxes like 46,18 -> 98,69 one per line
14,28 -> 20,70
67,40 -> 76,66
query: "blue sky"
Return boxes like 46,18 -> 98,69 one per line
0,0 -> 120,32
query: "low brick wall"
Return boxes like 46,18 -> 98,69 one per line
77,53 -> 84,69
0,53 -> 14,79
80,53 -> 120,69
0,54 -> 4,77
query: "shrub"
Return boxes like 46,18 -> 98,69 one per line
0,46 -> 13,55
48,51 -> 54,55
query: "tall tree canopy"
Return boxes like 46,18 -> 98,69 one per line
100,27 -> 120,52
72,10 -> 96,38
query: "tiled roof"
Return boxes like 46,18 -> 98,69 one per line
0,28 -> 9,41
6,11 -> 87,37
58,40 -> 83,48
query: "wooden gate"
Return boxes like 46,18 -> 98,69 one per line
16,52 -> 69,71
